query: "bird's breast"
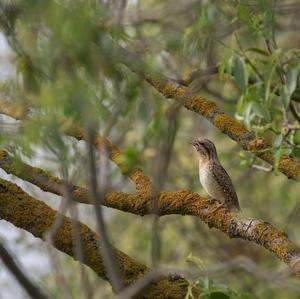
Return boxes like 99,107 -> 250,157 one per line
199,162 -> 226,201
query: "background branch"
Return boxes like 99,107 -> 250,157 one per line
0,150 -> 299,279
0,177 -> 194,298
0,240 -> 50,299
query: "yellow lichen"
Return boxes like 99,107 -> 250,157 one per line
185,94 -> 217,116
213,113 -> 248,137
0,177 -> 195,298
279,157 -> 300,179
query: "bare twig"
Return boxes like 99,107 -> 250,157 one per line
251,164 -> 273,172
118,269 -> 170,299
86,129 -> 124,294
0,240 -> 50,299
43,196 -> 73,299
64,180 -> 93,299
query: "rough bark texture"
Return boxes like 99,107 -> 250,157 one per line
0,103 -> 155,197
0,178 -> 194,299
0,149 -> 300,278
110,44 -> 300,181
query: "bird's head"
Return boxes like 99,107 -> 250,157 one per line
190,138 -> 218,161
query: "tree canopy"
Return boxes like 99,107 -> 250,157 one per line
0,1 -> 300,298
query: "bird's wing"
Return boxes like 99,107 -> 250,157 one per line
211,162 -> 240,211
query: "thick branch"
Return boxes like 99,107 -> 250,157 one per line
0,150 -> 299,278
64,124 -> 155,196
0,103 -> 155,196
0,178 -> 193,298
111,44 -> 300,181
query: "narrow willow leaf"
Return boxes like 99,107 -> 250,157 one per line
233,55 -> 248,92
294,131 -> 300,145
273,133 -> 283,148
273,147 -> 283,174
280,85 -> 290,109
287,65 -> 300,95
245,47 -> 269,56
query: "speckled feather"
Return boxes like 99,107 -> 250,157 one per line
192,138 -> 240,211
209,161 -> 240,211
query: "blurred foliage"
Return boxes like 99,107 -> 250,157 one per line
0,0 -> 300,298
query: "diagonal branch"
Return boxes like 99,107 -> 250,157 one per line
0,102 -> 155,196
0,149 -> 300,278
0,177 -> 194,298
110,43 -> 300,181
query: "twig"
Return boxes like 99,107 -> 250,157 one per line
43,196 -> 73,299
118,269 -> 167,299
86,129 -> 124,294
251,164 -> 273,172
0,240 -> 50,299
64,180 -> 93,299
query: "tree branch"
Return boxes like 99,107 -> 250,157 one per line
0,240 -> 50,299
0,149 -> 300,279
108,43 -> 300,181
0,102 -> 155,196
0,178 -> 194,298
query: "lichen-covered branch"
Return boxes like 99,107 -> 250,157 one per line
0,178 -> 192,299
64,124 -> 155,196
86,190 -> 300,278
145,80 -> 300,181
0,102 -> 155,196
111,44 -> 300,181
0,149 -> 299,278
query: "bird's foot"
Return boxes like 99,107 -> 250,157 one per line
207,196 -> 218,205
209,201 -> 226,214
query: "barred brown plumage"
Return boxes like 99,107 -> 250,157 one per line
191,138 -> 240,211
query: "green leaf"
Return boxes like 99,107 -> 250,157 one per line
280,85 -> 290,109
232,55 -> 248,92
292,147 -> 300,161
287,65 -> 300,95
245,47 -> 269,56
294,131 -> 300,145
252,102 -> 271,122
273,134 -> 283,148
273,147 -> 283,174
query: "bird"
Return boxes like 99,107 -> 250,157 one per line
191,138 -> 240,211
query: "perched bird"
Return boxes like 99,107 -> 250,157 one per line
191,138 -> 240,211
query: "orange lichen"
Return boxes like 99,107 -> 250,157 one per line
0,102 -> 26,120
278,156 -> 300,180
0,178 -> 196,298
185,94 -> 217,116
247,137 -> 271,151
213,113 -> 248,138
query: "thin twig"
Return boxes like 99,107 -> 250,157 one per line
86,129 -> 124,294
64,179 -> 93,299
251,164 -> 273,172
0,240 -> 50,299
43,197 -> 73,299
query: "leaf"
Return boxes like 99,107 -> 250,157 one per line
287,65 -> 300,95
273,147 -> 283,174
252,101 -> 272,122
280,85 -> 290,109
186,253 -> 206,271
292,147 -> 300,161
232,55 -> 248,92
273,133 -> 283,148
294,130 -> 300,145
245,47 -> 269,56
244,102 -> 253,129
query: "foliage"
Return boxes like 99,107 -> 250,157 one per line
0,0 -> 300,298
